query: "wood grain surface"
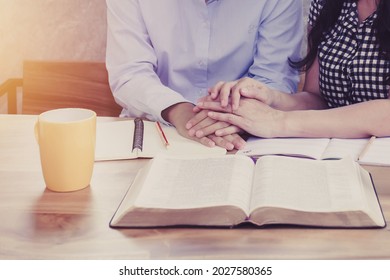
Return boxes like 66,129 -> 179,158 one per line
1,115 -> 390,260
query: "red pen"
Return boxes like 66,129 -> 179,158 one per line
156,121 -> 170,147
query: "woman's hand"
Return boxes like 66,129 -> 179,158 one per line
197,98 -> 287,138
206,77 -> 281,110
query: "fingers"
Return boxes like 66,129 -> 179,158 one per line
174,120 -> 217,148
230,90 -> 241,111
214,125 -> 241,137
198,136 -> 216,148
197,131 -> 240,151
196,101 -> 233,113
224,133 -> 247,150
189,119 -> 246,150
193,95 -> 214,113
208,81 -> 226,100
184,133 -> 218,149
192,106 -> 202,113
186,112 -> 217,137
188,117 -> 218,137
186,107 -> 234,138
207,111 -> 245,130
207,78 -> 272,110
213,126 -> 247,149
186,109 -> 208,130
239,85 -> 273,106
240,87 -> 262,99
218,81 -> 237,107
193,121 -> 230,138
180,126 -> 243,151
196,95 -> 214,103
230,81 -> 250,111
208,133 -> 246,150
208,80 -> 240,108
207,135 -> 235,151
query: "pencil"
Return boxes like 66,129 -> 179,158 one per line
358,135 -> 376,161
156,121 -> 170,147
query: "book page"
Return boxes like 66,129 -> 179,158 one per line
140,121 -> 166,158
237,137 -> 330,160
160,125 -> 226,156
358,137 -> 390,166
249,156 -> 365,213
134,155 -> 254,214
321,138 -> 368,160
358,167 -> 386,227
95,120 -> 137,160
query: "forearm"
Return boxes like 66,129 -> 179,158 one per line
106,0 -> 187,122
281,99 -> 390,138
275,91 -> 329,111
110,75 -> 187,123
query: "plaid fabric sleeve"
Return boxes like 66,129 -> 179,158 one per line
308,0 -> 324,27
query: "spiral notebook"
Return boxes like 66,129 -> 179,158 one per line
95,119 -> 226,161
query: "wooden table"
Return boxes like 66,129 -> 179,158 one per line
1,114 -> 390,260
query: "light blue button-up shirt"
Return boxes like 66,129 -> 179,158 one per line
106,0 -> 303,122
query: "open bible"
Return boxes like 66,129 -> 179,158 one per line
110,155 -> 385,228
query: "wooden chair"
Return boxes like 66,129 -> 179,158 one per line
0,60 -> 122,116
0,78 -> 23,114
1,61 -> 307,115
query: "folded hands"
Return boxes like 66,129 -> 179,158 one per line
184,77 -> 286,150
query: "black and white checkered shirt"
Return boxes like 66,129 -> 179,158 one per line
309,0 -> 390,108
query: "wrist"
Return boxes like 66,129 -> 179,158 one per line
269,110 -> 289,138
161,102 -> 195,127
280,110 -> 311,138
269,89 -> 285,109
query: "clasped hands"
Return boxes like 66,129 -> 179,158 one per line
185,78 -> 285,150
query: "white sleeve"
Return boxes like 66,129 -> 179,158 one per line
105,0 -> 188,123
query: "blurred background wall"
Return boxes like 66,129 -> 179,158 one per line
0,0 -> 311,112
0,0 -> 107,83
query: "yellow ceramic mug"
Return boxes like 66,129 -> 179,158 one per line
35,108 -> 96,192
